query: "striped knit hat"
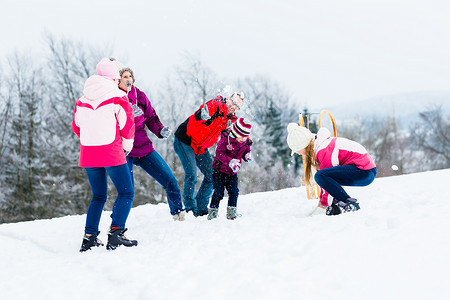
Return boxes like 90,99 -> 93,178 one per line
231,118 -> 252,138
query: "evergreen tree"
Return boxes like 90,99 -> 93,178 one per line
1,53 -> 47,221
288,107 -> 318,174
301,107 -> 318,133
263,102 -> 291,168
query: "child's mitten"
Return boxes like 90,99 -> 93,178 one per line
229,159 -> 241,173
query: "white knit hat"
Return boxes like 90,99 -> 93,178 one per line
286,123 -> 315,155
109,57 -> 126,71
109,58 -> 135,83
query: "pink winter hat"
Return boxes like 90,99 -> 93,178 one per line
96,57 -> 120,80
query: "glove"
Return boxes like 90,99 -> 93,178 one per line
245,152 -> 253,162
229,159 -> 241,173
132,103 -> 144,117
160,127 -> 172,139
200,105 -> 211,120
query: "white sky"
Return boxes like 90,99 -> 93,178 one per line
2,0 -> 449,107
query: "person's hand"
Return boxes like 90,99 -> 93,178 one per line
245,152 -> 253,162
229,159 -> 241,173
160,127 -> 172,139
200,105 -> 210,120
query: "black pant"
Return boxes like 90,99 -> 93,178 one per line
210,169 -> 239,208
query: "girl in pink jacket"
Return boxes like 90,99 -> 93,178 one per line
73,58 -> 137,252
287,123 -> 377,216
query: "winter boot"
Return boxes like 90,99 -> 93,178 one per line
80,231 -> 104,252
339,198 -> 360,213
226,206 -> 239,220
326,203 -> 341,216
195,209 -> 209,217
326,198 -> 360,216
106,228 -> 138,251
207,208 -> 219,220
173,211 -> 186,221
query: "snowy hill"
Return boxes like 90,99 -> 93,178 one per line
313,91 -> 450,128
1,169 -> 450,300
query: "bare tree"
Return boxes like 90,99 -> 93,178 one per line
0,80 -> 12,161
137,54 -> 224,205
410,106 -> 450,170
174,52 -> 222,106
233,75 -> 301,193
339,115 -> 415,177
41,34 -> 110,215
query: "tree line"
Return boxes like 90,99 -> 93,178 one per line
0,34 -> 448,223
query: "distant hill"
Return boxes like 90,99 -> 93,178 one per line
312,91 -> 450,128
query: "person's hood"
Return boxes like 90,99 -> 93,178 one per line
82,75 -> 125,103
314,127 -> 332,152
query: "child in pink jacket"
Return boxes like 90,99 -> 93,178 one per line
286,123 -> 377,216
73,58 -> 137,251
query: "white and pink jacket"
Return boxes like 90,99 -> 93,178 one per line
314,128 -> 376,206
72,75 -> 135,168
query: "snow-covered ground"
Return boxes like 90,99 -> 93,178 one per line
1,169 -> 449,300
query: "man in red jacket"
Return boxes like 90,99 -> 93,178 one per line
174,93 -> 243,216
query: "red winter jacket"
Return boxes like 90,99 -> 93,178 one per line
175,96 -> 237,155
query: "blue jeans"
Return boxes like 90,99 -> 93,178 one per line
126,151 -> 183,215
84,164 -> 134,234
210,170 -> 239,208
314,165 -> 377,201
173,137 -> 213,215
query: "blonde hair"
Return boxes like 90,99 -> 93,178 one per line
304,139 -> 318,184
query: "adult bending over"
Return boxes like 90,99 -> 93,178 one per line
287,124 -> 377,216
173,93 -> 244,216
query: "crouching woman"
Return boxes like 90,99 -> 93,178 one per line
286,123 -> 377,216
